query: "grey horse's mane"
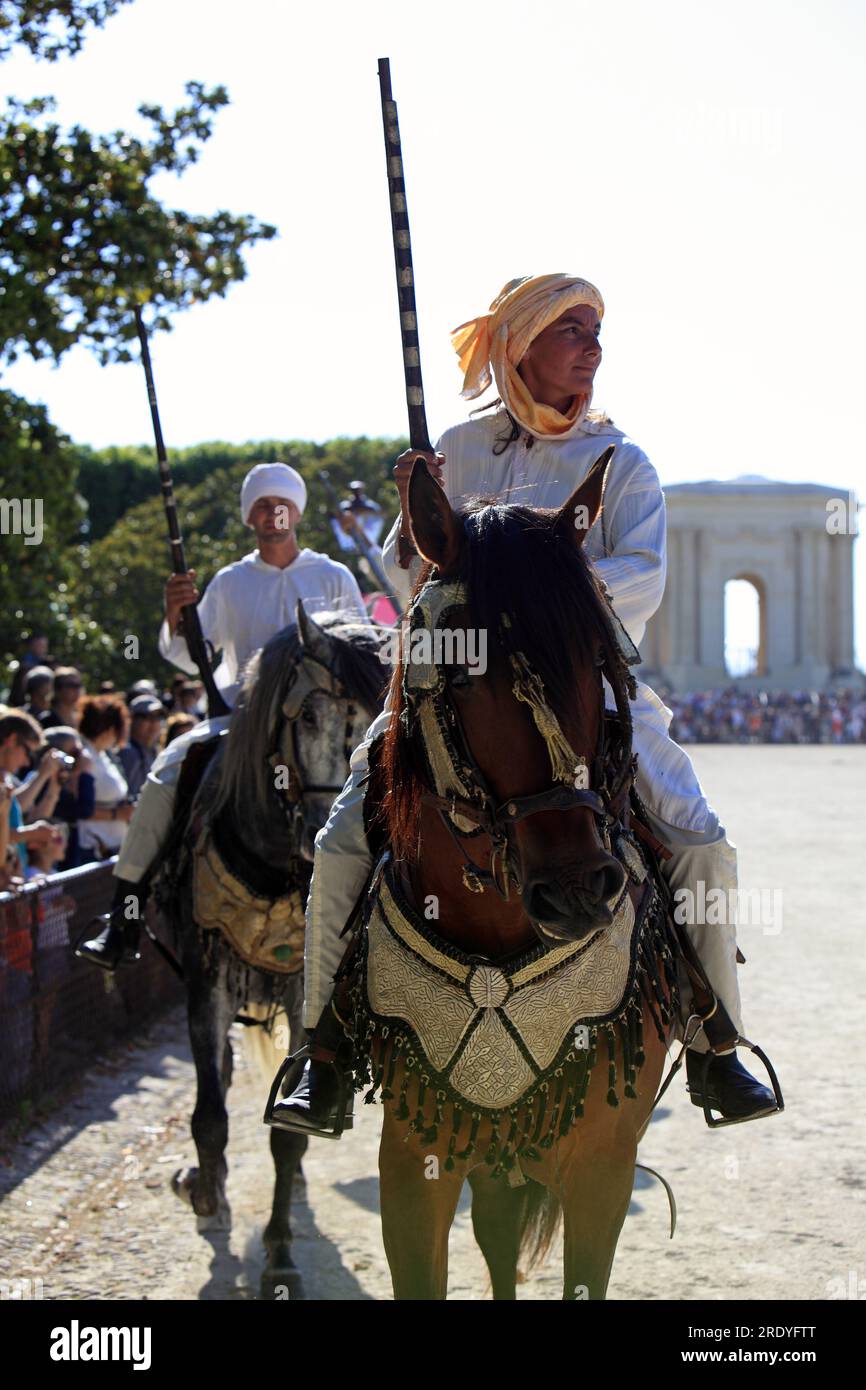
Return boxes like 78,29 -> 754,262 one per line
212,613 -> 387,821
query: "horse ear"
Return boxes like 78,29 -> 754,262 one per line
407,458 -> 463,574
554,445 -> 616,548
296,599 -> 333,665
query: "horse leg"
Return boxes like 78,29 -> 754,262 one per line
260,977 -> 308,1299
173,958 -> 236,1230
556,1131 -> 638,1301
379,1106 -> 463,1300
221,1034 -> 233,1092
259,1128 -> 307,1299
468,1167 -> 529,1300
547,1001 -> 669,1300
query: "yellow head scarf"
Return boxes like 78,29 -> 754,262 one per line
451,273 -> 605,440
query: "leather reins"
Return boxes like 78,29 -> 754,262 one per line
408,589 -> 637,901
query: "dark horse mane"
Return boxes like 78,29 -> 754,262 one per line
379,499 -> 635,861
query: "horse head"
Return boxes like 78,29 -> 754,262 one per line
278,602 -> 386,860
383,448 -> 638,946
215,605 -> 387,865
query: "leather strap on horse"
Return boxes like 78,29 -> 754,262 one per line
142,732 -> 283,1029
630,814 -> 674,863
140,911 -> 271,1029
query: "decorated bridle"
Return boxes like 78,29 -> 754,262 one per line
402,576 -> 641,899
269,647 -> 362,839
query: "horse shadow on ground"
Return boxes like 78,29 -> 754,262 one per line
236,1185 -> 374,1301
0,1010 -> 191,1202
334,1149 -> 662,1224
196,1232 -> 255,1301
333,1172 -> 472,1219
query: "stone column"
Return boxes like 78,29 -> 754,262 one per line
793,529 -> 802,666
693,528 -> 703,667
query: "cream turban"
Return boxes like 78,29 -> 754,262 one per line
451,274 -> 605,440
240,463 -> 307,526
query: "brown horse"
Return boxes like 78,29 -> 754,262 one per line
346,454 -> 682,1300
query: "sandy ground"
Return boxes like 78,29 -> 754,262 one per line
1,746 -> 864,1302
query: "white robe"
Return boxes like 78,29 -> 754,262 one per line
77,738 -> 130,855
158,547 -> 370,692
381,409 -> 709,833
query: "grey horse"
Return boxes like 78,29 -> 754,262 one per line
155,603 -> 386,1297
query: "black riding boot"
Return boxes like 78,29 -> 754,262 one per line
686,1048 -> 778,1122
264,1002 -> 354,1140
74,878 -> 147,972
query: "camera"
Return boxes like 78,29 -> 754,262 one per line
34,746 -> 76,777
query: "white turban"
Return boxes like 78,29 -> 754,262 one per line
240,463 -> 307,527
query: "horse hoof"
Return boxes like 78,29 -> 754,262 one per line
260,1266 -> 304,1301
196,1200 -> 232,1234
171,1167 -> 232,1231
171,1166 -> 197,1208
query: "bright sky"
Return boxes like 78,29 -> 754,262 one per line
3,0 -> 864,666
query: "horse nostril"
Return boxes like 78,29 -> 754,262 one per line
527,882 -> 564,922
523,856 -> 627,937
598,861 -> 626,903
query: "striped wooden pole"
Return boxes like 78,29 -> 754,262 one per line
134,305 -> 229,718
377,58 -> 432,454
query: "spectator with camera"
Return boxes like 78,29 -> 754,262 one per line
14,736 -> 72,821
0,707 -> 64,876
29,727 -> 96,871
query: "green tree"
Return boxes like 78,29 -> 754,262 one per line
75,436 -> 407,539
0,84 -> 276,366
0,387 -> 113,676
0,0 -> 276,686
72,440 -> 405,687
0,1 -> 132,63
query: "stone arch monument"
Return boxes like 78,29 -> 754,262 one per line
638,476 -> 861,692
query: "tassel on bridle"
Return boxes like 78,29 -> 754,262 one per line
406,582 -> 636,903
509,650 -> 588,791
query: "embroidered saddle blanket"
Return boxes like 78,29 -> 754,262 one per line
360,853 -> 658,1112
192,827 -> 307,975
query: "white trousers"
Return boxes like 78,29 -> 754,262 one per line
113,716 -> 231,883
303,708 -> 745,1053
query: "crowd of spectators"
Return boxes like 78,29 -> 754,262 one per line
3,633 -> 865,896
667,687 -> 866,745
0,634 -> 205,894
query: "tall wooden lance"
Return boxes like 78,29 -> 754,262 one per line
377,58 -> 434,465
133,305 -> 230,719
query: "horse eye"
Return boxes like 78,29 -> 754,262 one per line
301,706 -> 317,724
449,668 -> 472,691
